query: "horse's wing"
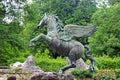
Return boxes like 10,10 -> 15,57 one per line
63,24 -> 97,39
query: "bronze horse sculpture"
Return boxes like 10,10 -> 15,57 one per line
30,13 -> 96,74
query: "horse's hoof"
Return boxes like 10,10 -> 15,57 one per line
29,42 -> 35,47
89,65 -> 95,72
59,70 -> 63,75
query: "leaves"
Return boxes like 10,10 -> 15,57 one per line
89,4 -> 120,57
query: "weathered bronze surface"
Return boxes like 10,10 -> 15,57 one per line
30,13 -> 96,74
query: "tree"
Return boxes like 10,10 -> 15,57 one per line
108,0 -> 120,5
89,4 -> 120,57
72,0 -> 97,24
1,0 -> 26,26
34,0 -> 97,24
0,1 -> 27,66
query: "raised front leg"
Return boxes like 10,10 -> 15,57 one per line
29,34 -> 42,46
29,33 -> 52,46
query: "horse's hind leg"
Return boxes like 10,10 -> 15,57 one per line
59,47 -> 79,74
59,61 -> 76,74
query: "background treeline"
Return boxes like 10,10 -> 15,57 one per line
0,0 -> 120,72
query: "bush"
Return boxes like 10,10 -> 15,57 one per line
71,69 -> 93,79
89,4 -> 120,57
114,69 -> 120,78
72,68 -> 120,79
7,51 -> 30,67
93,69 -> 117,80
35,49 -> 66,72
95,56 -> 120,69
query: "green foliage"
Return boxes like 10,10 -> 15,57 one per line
114,69 -> 120,78
72,0 -> 97,24
35,49 -> 66,72
35,0 -> 97,25
95,56 -> 120,69
7,51 -> 30,65
89,4 -> 120,57
0,7 -> 28,66
93,69 -> 117,80
72,69 -> 93,79
0,24 -> 26,66
20,1 -> 48,53
108,0 -> 120,5
72,68 -> 120,79
11,67 -> 21,71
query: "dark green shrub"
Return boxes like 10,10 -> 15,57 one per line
72,69 -> 120,79
89,4 -> 120,57
6,51 -> 30,68
95,57 -> 120,69
35,49 -> 66,72
71,69 -> 93,78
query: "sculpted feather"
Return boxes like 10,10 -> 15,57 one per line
59,24 -> 97,41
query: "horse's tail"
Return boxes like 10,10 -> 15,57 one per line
84,45 -> 92,60
84,45 -> 96,72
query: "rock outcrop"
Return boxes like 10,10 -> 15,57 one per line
9,56 -> 78,80
10,56 -> 42,72
66,57 -> 89,69
30,71 -> 74,80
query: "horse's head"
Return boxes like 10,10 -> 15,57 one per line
37,13 -> 64,36
37,13 -> 48,29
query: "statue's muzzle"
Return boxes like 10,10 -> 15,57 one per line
37,25 -> 40,29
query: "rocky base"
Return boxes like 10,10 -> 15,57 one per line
0,69 -> 75,80
30,71 -> 74,80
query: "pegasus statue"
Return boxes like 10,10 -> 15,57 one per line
29,13 -> 96,74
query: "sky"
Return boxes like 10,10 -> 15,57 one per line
96,0 -> 109,7
27,0 -> 33,4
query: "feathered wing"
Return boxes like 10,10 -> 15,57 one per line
62,24 -> 97,40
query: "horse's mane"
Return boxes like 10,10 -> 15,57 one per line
52,15 -> 64,33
